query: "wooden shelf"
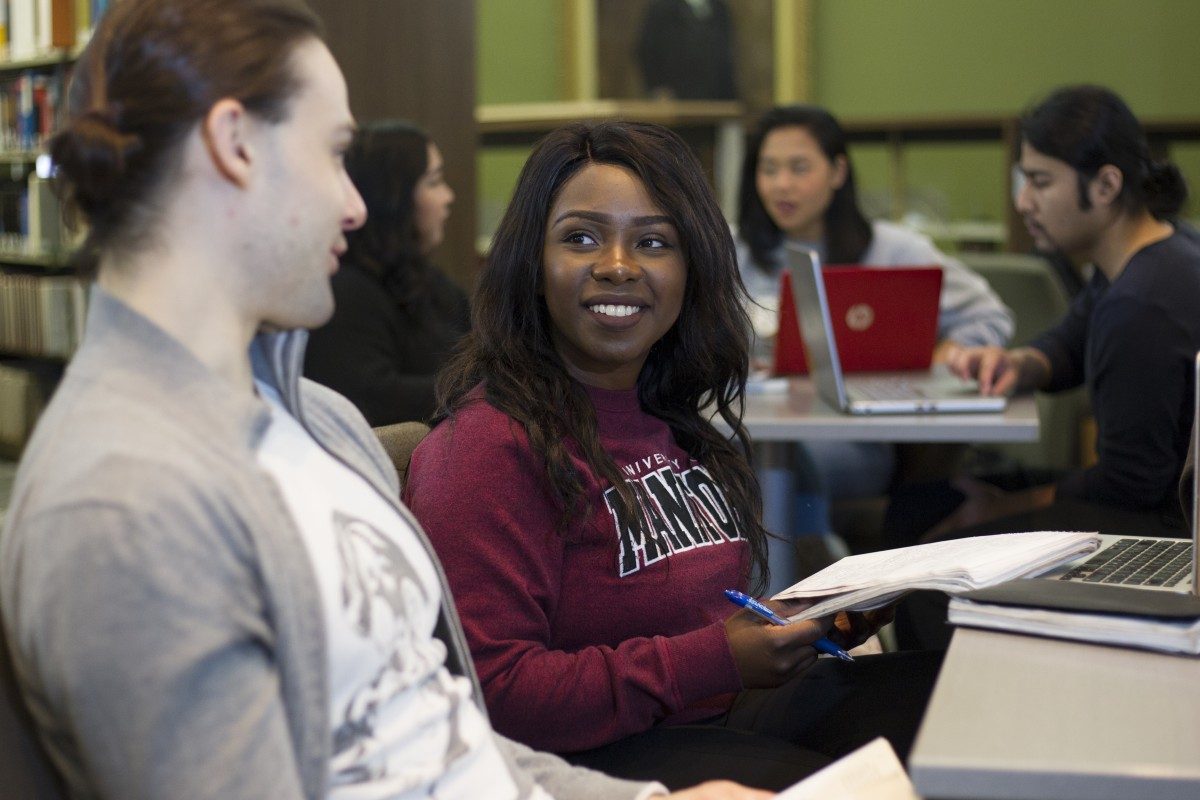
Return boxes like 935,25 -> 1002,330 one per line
477,99 -> 747,231
0,250 -> 70,269
0,150 -> 43,164
835,115 -> 1200,252
477,99 -> 744,136
0,45 -> 84,72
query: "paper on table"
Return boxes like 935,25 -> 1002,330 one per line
948,593 -> 1200,655
774,737 -> 918,800
773,531 -> 1100,623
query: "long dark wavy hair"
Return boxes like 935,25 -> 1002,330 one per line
342,120 -> 439,308
1020,85 -> 1187,219
738,104 -> 873,271
435,121 -> 770,590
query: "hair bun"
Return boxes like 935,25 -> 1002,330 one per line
1144,160 -> 1188,219
49,107 -> 143,216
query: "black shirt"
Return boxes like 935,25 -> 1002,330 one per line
1032,230 -> 1200,513
304,260 -> 470,426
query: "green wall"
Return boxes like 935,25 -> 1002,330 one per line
813,0 -> 1200,117
813,0 -> 1200,232
477,0 -> 1200,244
477,0 -> 562,242
477,0 -> 561,103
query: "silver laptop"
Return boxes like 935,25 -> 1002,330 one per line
785,243 -> 1007,415
1033,351 -> 1200,595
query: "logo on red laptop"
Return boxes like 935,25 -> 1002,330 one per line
845,303 -> 875,332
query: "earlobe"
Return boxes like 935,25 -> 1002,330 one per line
202,98 -> 253,187
832,154 -> 848,190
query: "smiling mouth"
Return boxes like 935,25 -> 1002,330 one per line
589,303 -> 643,318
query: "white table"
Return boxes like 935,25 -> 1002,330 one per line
717,378 -> 1039,591
910,627 -> 1200,799
735,378 -> 1039,444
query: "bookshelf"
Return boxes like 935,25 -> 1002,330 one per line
0,0 -> 106,456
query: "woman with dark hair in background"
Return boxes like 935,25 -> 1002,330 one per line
305,120 -> 467,425
734,106 -> 1014,585
737,104 -> 1013,357
405,120 -> 941,791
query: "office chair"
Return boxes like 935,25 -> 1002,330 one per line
1,618 -> 66,800
960,251 -> 1090,471
373,421 -> 431,489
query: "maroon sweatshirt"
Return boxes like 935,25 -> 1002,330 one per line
405,384 -> 748,752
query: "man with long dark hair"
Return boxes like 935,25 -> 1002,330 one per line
945,85 -> 1200,532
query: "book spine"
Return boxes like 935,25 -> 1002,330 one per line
9,0 -> 35,60
17,70 -> 33,150
0,2 -> 10,62
73,0 -> 88,43
49,0 -> 71,49
36,0 -> 49,53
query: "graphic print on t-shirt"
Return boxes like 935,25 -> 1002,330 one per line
604,456 -> 744,577
329,511 -> 468,787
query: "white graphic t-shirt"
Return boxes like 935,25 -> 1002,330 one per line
255,384 -> 535,799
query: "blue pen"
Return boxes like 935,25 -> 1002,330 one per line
724,589 -> 854,662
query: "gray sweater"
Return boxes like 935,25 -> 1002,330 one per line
0,288 -> 653,800
737,220 -> 1014,348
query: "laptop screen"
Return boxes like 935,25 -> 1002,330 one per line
784,244 -> 848,410
774,264 -> 942,376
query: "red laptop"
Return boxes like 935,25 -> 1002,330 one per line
773,265 -> 943,375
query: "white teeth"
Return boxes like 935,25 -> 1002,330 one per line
589,304 -> 640,318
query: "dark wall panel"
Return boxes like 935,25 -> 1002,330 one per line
308,0 -> 478,288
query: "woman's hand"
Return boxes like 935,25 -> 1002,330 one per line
724,599 -> 828,688
664,781 -> 774,799
826,606 -> 895,651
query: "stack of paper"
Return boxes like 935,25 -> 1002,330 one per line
776,737 -> 918,800
774,531 -> 1100,622
948,579 -> 1200,655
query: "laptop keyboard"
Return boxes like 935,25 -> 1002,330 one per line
850,378 -> 926,401
1058,538 -> 1194,588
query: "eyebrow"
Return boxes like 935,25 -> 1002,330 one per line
551,210 -> 674,227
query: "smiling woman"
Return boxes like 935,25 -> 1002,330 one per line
404,120 -> 943,791
541,162 -> 687,389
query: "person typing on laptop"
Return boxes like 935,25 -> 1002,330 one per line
943,85 -> 1200,535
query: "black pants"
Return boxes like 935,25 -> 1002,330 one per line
563,650 -> 945,791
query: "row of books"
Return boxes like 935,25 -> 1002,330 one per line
0,68 -> 65,151
1,0 -> 109,61
0,270 -> 85,358
0,171 -> 66,254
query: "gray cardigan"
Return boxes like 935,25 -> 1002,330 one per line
0,288 -> 653,800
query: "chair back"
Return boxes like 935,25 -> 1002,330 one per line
373,421 -> 431,489
959,252 -> 1071,347
0,620 -> 66,800
961,251 -> 1087,470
